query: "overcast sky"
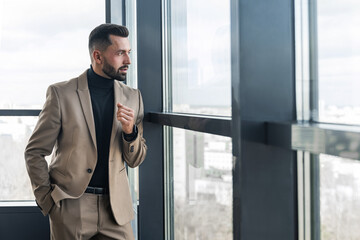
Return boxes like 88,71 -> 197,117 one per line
0,0 -> 105,108
317,0 -> 360,107
0,0 -> 359,109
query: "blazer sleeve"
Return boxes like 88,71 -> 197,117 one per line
121,89 -> 147,168
24,85 -> 61,215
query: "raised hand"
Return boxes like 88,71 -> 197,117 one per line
116,103 -> 135,134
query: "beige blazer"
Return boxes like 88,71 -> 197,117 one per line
25,70 -> 147,225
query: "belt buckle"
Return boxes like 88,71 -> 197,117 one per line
94,187 -> 102,194
86,186 -> 107,195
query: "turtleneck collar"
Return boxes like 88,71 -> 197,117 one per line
87,65 -> 114,89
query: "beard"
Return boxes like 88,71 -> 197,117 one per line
102,58 -> 128,81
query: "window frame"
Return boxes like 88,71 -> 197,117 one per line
0,0 -> 109,206
133,0 -> 360,239
160,0 -> 233,238
295,0 -> 360,239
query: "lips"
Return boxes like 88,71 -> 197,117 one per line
119,66 -> 128,72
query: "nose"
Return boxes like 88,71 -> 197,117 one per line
124,53 -> 131,65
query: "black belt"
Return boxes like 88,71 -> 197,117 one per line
85,186 -> 109,195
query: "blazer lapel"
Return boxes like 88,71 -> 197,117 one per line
76,71 -> 97,149
109,81 -> 125,158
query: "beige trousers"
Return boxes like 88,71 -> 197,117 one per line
49,193 -> 135,240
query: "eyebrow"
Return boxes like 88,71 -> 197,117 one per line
116,49 -> 131,53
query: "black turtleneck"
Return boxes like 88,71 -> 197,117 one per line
87,66 -> 114,189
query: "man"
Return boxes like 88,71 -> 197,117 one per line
25,24 -> 147,240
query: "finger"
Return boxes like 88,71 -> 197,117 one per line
119,110 -> 134,118
117,113 -> 134,125
117,103 -> 133,112
117,115 -> 129,123
118,113 -> 132,121
117,107 -> 134,118
118,117 -> 129,124
117,108 -> 134,117
118,109 -> 134,118
118,118 -> 134,132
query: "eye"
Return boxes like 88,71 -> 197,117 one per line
117,50 -> 131,56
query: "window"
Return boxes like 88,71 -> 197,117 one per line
317,0 -> 360,125
316,2 -> 360,238
162,0 -> 232,238
0,0 -> 105,109
0,0 -> 105,201
319,154 -> 360,239
166,0 -> 231,116
0,117 -> 37,200
172,128 -> 232,239
296,0 -> 360,239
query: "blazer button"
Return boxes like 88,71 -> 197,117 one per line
87,168 -> 92,173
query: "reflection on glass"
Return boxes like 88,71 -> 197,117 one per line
0,0 -> 105,108
317,0 -> 360,124
320,154 -> 360,239
0,117 -> 38,200
169,0 -> 231,116
173,128 -> 232,239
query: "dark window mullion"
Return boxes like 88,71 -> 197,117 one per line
146,112 -> 231,137
0,110 -> 41,116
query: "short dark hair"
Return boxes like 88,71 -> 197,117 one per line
88,23 -> 129,54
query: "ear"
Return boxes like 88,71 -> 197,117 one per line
92,50 -> 102,64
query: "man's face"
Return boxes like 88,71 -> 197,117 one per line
101,35 -> 131,81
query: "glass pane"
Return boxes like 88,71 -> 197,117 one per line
172,128 -> 232,239
317,0 -> 360,124
0,0 -> 105,109
320,154 -> 360,239
168,0 -> 231,116
0,116 -> 38,201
